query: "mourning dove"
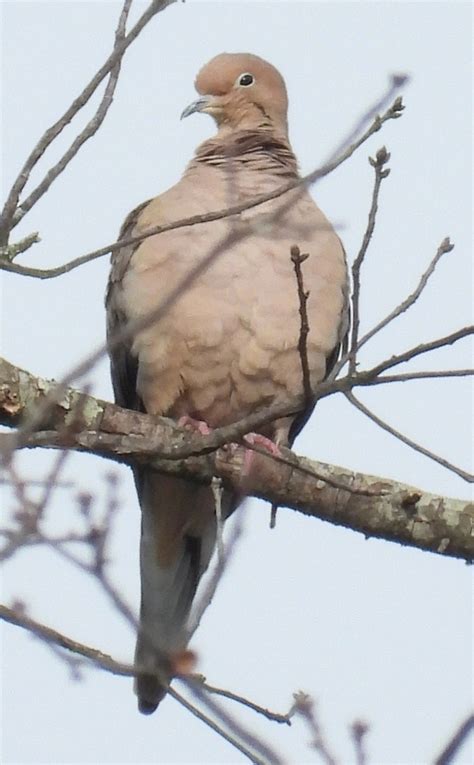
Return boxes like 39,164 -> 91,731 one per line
106,52 -> 349,714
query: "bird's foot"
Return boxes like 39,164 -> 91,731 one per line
243,432 -> 281,457
241,432 -> 281,477
178,415 -> 212,436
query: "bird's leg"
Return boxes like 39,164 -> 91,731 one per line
178,415 -> 212,436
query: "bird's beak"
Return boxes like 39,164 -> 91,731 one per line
180,95 -> 215,120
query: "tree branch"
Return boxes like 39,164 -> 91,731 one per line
1,358 -> 472,561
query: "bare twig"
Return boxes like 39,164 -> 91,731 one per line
433,714 -> 474,765
363,326 -> 473,379
349,146 -> 391,373
168,687 -> 275,765
352,369 -> 473,386
186,502 -> 246,640
346,391 -> 473,482
11,0 -> 133,225
34,448 -> 71,520
0,91 -> 406,279
0,477 -> 73,488
211,476 -> 225,563
293,691 -> 338,765
358,237 -> 455,351
0,602 -> 133,675
291,245 -> 313,403
176,679 -> 284,765
0,0 -> 176,243
201,680 -> 293,725
0,600 -> 285,764
351,720 -> 369,765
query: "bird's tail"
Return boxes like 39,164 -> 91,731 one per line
134,471 -> 219,714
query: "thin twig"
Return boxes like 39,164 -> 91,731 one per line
176,678 -> 284,765
346,391 -> 473,482
0,91 -> 406,279
434,714 -> 474,765
211,476 -> 225,563
0,477 -> 73,487
186,501 -> 246,640
349,146 -> 391,373
293,691 -> 338,765
0,0 -> 176,242
201,680 -> 293,725
357,237 -> 455,351
0,602 -> 133,675
35,448 -> 71,520
291,245 -> 313,403
352,369 -> 474,385
13,0 -> 133,224
363,326 -> 473,379
351,720 -> 369,765
0,601 -> 285,764
168,687 -> 273,765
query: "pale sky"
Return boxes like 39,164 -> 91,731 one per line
1,2 -> 472,764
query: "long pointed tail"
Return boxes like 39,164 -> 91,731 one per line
134,471 -> 218,714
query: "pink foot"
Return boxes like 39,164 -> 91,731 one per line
242,433 -> 281,477
243,432 -> 281,457
178,415 -> 212,436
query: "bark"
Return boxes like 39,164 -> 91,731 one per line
1,356 -> 472,561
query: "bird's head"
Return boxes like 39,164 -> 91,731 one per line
181,53 -> 289,136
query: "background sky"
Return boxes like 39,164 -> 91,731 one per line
1,1 -> 472,764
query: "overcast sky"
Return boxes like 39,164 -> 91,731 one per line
1,1 -> 472,764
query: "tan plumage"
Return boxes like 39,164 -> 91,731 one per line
106,52 -> 349,714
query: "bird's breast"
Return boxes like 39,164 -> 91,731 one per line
120,194 -> 346,425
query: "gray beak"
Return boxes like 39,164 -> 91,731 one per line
180,95 -> 213,120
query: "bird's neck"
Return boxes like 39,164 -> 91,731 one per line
189,129 -> 299,180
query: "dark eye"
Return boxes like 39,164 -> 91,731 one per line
238,73 -> 254,87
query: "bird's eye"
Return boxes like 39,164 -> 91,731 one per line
238,73 -> 254,87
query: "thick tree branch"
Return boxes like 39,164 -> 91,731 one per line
1,358 -> 472,561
